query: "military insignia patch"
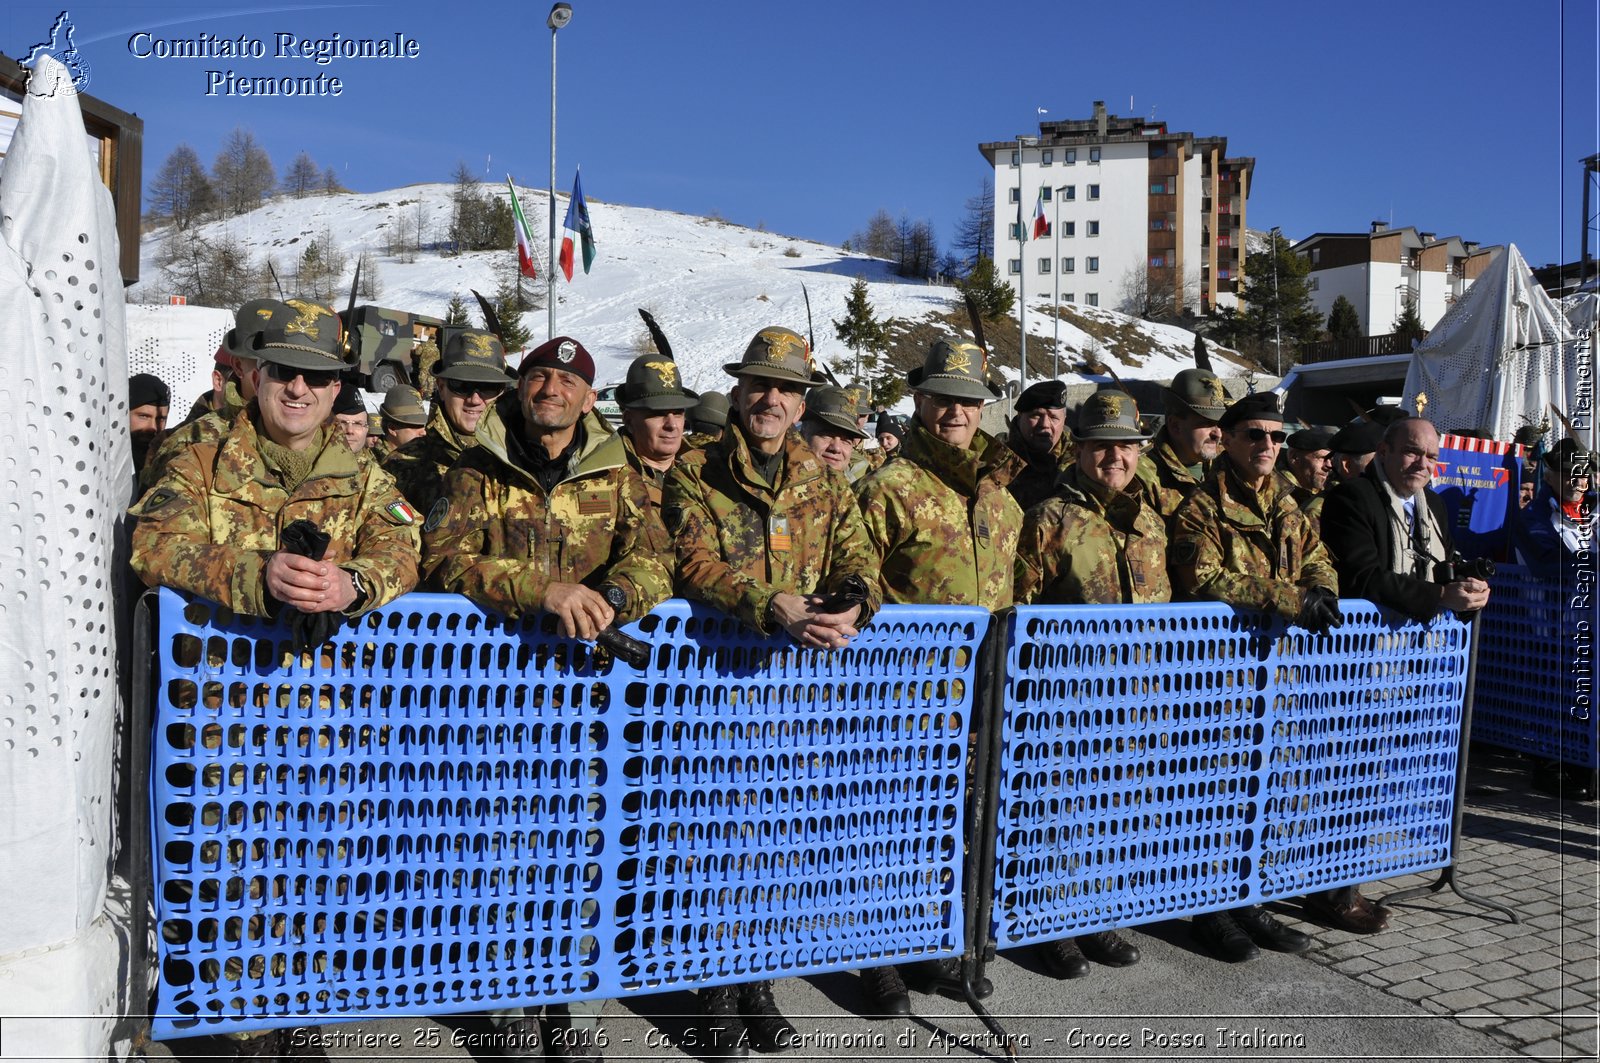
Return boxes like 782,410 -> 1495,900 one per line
384,500 -> 419,525
663,504 -> 684,533
423,498 -> 449,533
769,515 -> 792,552
944,344 -> 975,374
558,340 -> 577,364
135,488 -> 180,517
1173,539 -> 1199,565
647,360 -> 679,388
760,329 -> 804,364
578,491 -> 611,516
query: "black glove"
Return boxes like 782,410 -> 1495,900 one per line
1295,585 -> 1344,635
278,518 -> 342,654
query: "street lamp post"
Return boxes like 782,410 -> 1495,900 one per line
547,2 -> 572,341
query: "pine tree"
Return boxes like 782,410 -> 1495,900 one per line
1327,294 -> 1362,350
833,278 -> 887,383
1238,232 -> 1322,370
956,256 -> 1015,321
1392,294 -> 1425,346
443,292 -> 471,326
490,277 -> 532,353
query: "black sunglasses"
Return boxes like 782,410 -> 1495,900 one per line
445,379 -> 507,399
1237,427 -> 1288,444
264,362 -> 342,389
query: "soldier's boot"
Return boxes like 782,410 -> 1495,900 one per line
923,956 -> 993,1000
1037,937 -> 1091,979
1232,904 -> 1312,954
699,985 -> 750,1060
1191,911 -> 1260,963
1079,929 -> 1141,968
859,963 -> 910,1017
738,981 -> 798,1053
542,1007 -> 604,1063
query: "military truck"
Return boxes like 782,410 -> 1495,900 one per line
339,305 -> 447,394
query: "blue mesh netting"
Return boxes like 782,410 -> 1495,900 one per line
989,602 -> 1469,949
1474,565 -> 1598,768
149,591 -> 988,1038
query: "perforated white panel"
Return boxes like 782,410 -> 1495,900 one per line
0,55 -> 128,1059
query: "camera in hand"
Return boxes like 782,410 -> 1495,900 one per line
1434,552 -> 1496,584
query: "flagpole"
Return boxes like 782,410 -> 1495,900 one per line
1017,136 -> 1035,396
547,4 -> 572,341
1052,187 -> 1061,379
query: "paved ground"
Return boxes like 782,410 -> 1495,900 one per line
144,748 -> 1598,1063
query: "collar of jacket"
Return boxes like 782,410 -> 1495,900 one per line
902,424 -> 1020,497
1151,427 -> 1208,483
1212,457 -> 1290,527
425,399 -> 489,464
1054,463 -> 1142,515
1006,417 -> 1071,470
214,405 -> 357,497
715,421 -> 826,498
478,397 -> 623,491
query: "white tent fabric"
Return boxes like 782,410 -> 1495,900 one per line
1402,245 -> 1583,445
0,55 -> 132,1062
1561,291 -> 1598,335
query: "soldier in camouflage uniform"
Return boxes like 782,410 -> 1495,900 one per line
1283,425 -> 1335,533
411,338 -> 441,401
1169,391 -> 1343,966
617,352 -> 699,513
1013,389 -> 1160,979
843,384 -> 888,473
798,385 -> 870,479
130,297 -> 419,621
662,325 -> 881,1057
371,385 -> 427,462
685,391 -> 729,449
384,329 -> 511,520
851,338 -> 1021,1015
1005,379 -> 1074,512
422,336 -> 672,1063
1134,367 -> 1229,526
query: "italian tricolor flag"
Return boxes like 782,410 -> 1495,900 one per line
507,176 -> 538,279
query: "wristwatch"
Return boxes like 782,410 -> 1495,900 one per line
600,583 -> 628,613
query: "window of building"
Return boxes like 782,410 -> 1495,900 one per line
1089,147 -> 1101,162
1065,149 -> 1077,164
1010,150 -> 1019,167
1008,259 -> 1022,274
1311,247 -> 1321,265
1218,267 -> 1230,280
1150,144 -> 1168,158
1088,220 -> 1100,236
1041,185 -> 1052,201
1062,257 -> 1075,273
1218,233 -> 1230,247
1041,149 -> 1053,166
1008,223 -> 1020,240
1062,185 -> 1075,201
1039,257 -> 1052,273
1063,293 -> 1076,303
1061,221 -> 1075,237
1085,293 -> 1099,306
1308,276 -> 1319,291
1088,184 -> 1100,200
1087,257 -> 1100,273
1151,219 -> 1165,231
1008,187 -> 1020,203
1150,255 -> 1165,268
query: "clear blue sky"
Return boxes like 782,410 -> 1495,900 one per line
7,0 -> 1596,270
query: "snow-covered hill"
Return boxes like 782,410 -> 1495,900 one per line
134,182 -> 1233,396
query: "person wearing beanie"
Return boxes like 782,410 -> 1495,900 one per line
663,325 -> 882,1056
1006,379 -> 1074,512
1169,390 -> 1342,965
853,337 -> 1022,1013
875,412 -> 906,457
128,372 -> 171,476
685,391 -> 730,448
1284,425 -> 1336,531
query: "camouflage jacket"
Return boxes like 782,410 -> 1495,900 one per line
1169,462 -> 1338,619
663,423 -> 882,635
1016,466 -> 1171,605
128,409 -> 420,617
383,403 -> 494,517
423,403 -> 671,623
144,381 -> 253,492
620,431 -> 671,514
1135,428 -> 1211,526
1289,476 -> 1325,535
855,426 -> 1024,610
1006,422 -> 1075,513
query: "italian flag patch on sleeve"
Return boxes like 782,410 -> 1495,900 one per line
385,500 -> 420,525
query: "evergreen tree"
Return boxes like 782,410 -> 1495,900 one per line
443,292 -> 471,326
147,143 -> 215,229
833,278 -> 887,382
1238,232 -> 1322,370
1392,294 -> 1425,346
490,277 -> 532,353
956,256 -> 1015,321
1327,294 -> 1362,350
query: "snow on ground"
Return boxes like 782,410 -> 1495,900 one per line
134,182 -> 1222,396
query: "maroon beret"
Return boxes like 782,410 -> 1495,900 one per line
518,335 -> 595,386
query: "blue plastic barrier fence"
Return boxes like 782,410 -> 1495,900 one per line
988,602 -> 1469,949
1474,565 -> 1598,769
149,591 -> 989,1039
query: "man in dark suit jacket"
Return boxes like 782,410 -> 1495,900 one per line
1318,415 -> 1492,934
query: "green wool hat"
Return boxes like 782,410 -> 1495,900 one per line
380,385 -> 428,427
1073,388 -> 1151,442
1166,368 -> 1230,421
690,391 -> 730,431
724,326 -> 828,386
802,386 -> 869,438
909,339 -> 996,402
436,329 -> 514,384
619,355 -> 699,412
251,297 -> 350,372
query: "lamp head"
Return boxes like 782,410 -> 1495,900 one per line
548,3 -> 573,30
